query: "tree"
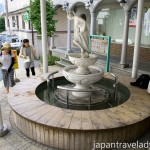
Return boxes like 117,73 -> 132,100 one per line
0,17 -> 5,33
29,0 -> 56,37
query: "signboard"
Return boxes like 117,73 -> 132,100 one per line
12,50 -> 19,69
91,39 -> 108,55
89,35 -> 111,72
129,19 -> 136,27
23,10 -> 30,22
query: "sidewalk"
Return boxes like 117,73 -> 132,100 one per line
98,55 -> 150,74
0,66 -> 150,150
0,67 -> 61,150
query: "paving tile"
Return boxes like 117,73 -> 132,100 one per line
25,145 -> 42,150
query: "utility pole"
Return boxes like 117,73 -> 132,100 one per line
5,0 -> 10,35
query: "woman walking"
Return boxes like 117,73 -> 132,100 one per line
19,39 -> 36,77
0,42 -> 15,93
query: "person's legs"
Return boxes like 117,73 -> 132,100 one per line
1,69 -> 9,93
8,68 -> 15,87
6,87 -> 9,93
24,62 -> 30,77
31,67 -> 35,76
26,68 -> 30,77
30,61 -> 35,76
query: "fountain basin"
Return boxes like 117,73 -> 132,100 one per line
37,76 -> 130,110
7,75 -> 150,150
68,53 -> 98,75
62,65 -> 104,97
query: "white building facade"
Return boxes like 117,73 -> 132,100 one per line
4,0 -> 42,58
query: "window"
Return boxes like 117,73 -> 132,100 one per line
12,38 -> 19,43
16,16 -> 19,29
22,15 -> 25,29
12,16 -> 16,27
7,19 -> 10,27
96,8 -> 124,41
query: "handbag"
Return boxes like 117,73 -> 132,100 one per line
23,56 -> 30,63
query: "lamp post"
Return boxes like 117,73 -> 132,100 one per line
85,0 -> 93,9
120,0 -> 126,7
62,1 -> 69,11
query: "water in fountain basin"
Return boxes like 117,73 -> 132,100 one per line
36,76 -> 130,110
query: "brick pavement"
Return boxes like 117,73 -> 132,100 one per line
0,67 -> 59,150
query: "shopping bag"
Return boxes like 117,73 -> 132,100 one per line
23,56 -> 30,63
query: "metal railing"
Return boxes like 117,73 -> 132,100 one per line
111,73 -> 119,105
47,71 -> 59,100
47,71 -> 59,89
57,85 -> 104,110
46,71 -> 119,109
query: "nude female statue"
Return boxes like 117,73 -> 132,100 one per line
67,12 -> 89,58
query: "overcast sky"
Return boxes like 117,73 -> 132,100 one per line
0,0 -> 4,3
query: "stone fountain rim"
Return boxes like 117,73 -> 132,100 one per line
62,65 -> 104,77
68,53 -> 98,59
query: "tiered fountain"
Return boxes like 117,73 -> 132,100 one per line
62,13 -> 104,98
62,53 -> 104,97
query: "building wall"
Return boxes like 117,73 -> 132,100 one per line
7,0 -> 29,12
54,7 -> 68,48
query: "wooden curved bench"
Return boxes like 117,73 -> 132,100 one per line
8,74 -> 150,150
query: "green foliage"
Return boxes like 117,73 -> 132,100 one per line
30,0 -> 56,37
0,17 -> 5,32
40,55 -> 60,66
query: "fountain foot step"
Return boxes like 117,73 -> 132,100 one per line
55,57 -> 73,67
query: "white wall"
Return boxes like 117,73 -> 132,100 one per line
4,10 -> 42,58
8,0 -> 30,12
